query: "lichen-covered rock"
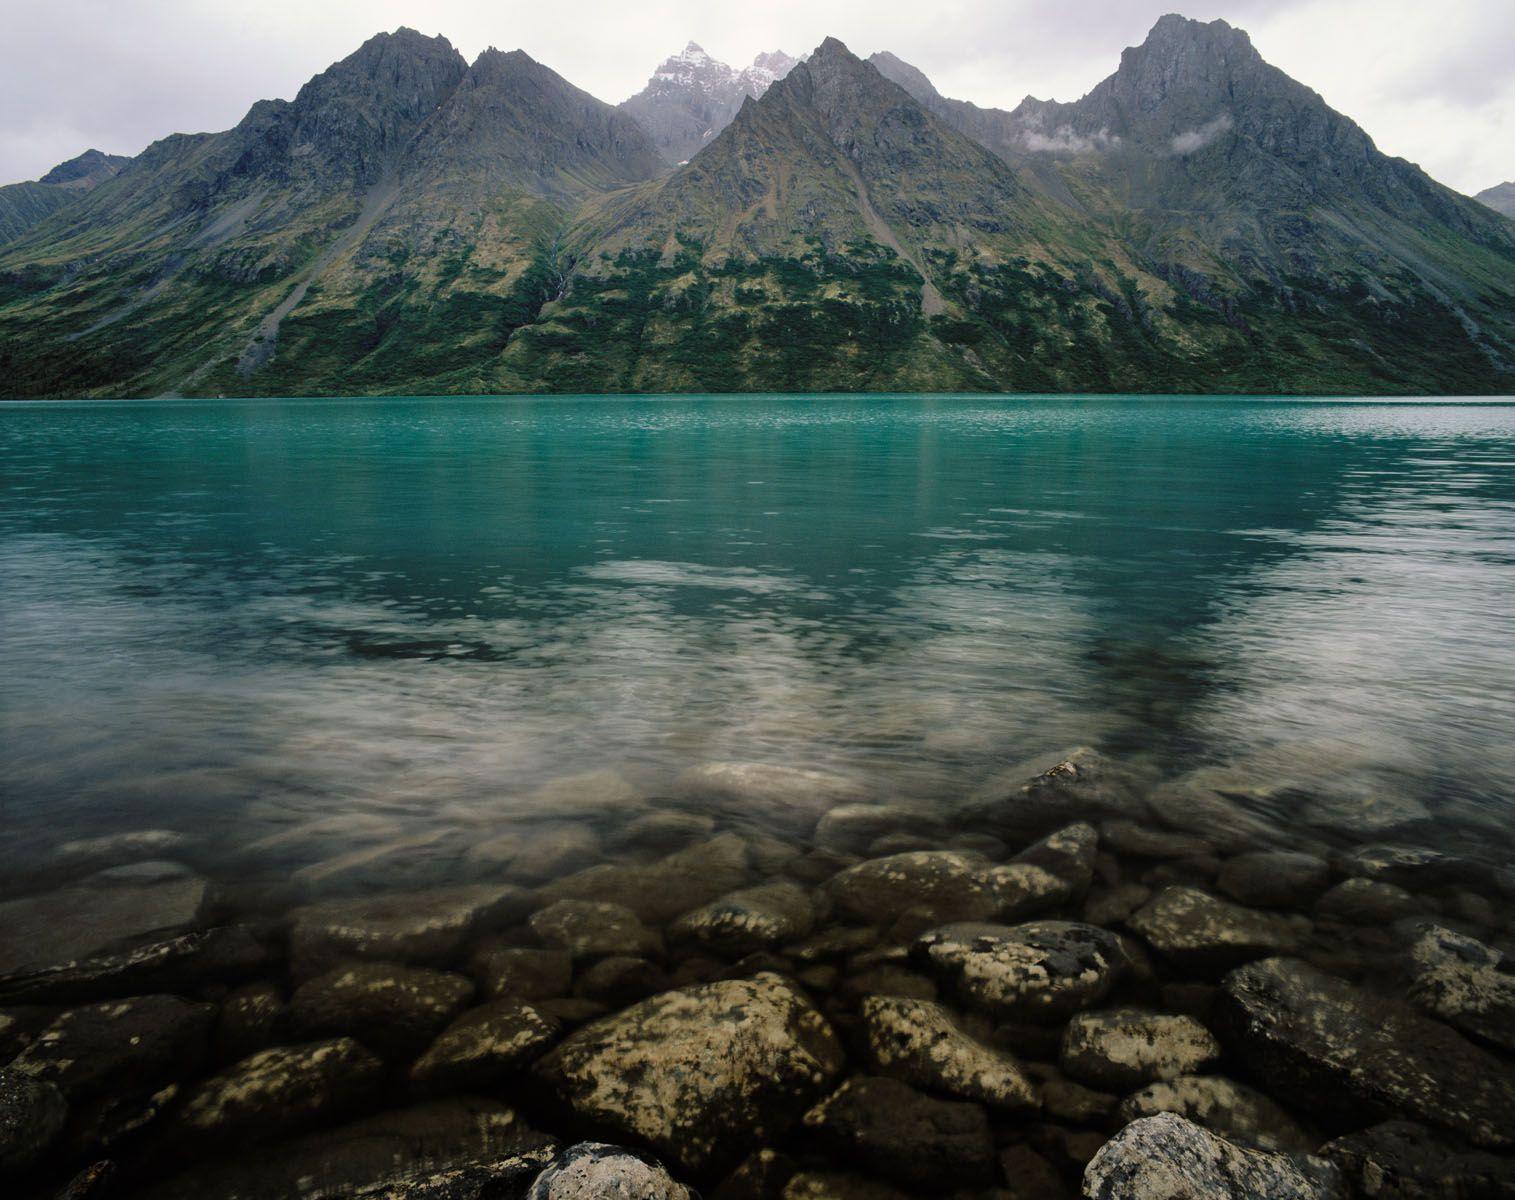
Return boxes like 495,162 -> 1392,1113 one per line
289,963 -> 475,1057
289,886 -> 528,974
539,835 -> 751,924
0,1067 -> 68,1171
860,995 -> 1038,1111
802,1076 -> 996,1190
411,1001 -> 560,1092
525,1142 -> 693,1200
1118,1076 -> 1316,1155
174,1038 -> 384,1142
1060,1009 -> 1219,1091
1216,853 -> 1332,910
1128,887 -> 1302,969
529,901 -> 663,961
914,921 -> 1129,1022
1405,925 -> 1515,1053
9,994 -> 213,1101
0,867 -> 209,979
1216,957 -> 1515,1149
670,883 -> 816,955
999,821 -> 1099,908
533,974 -> 843,1173
469,944 -> 573,1002
1082,1114 -> 1339,1199
672,763 -> 869,829
827,852 -> 1002,923
1320,1120 -> 1515,1199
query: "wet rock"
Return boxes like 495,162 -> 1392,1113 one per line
0,1006 -> 49,1061
1215,956 -> 1515,1149
860,995 -> 1039,1111
827,851 -> 1001,924
781,1172 -> 909,1200
672,762 -> 869,829
290,885 -> 529,975
140,1098 -> 554,1200
1405,924 -> 1515,1052
466,826 -> 602,883
714,1148 -> 798,1200
1337,845 -> 1468,889
1082,884 -> 1152,927
838,966 -> 937,1002
1082,1113 -> 1339,1200
534,974 -> 843,1173
174,1038 -> 385,1142
524,1141 -> 693,1199
469,944 -> 573,1002
0,867 -> 208,979
574,957 -> 671,1008
814,806 -> 940,855
0,1067 -> 68,1171
10,994 -> 213,1101
293,828 -> 472,897
529,901 -> 663,960
411,1001 -> 560,1092
53,1161 -> 117,1200
1119,1076 -> 1316,1155
1216,852 -> 1332,910
964,748 -> 1150,841
1128,887 -> 1302,970
534,998 -> 610,1027
670,883 -> 816,956
1059,1009 -> 1219,1092
524,769 -> 645,819
1100,822 -> 1214,860
1320,1120 -> 1515,1199
217,982 -> 286,1060
788,926 -> 880,963
611,812 -> 716,854
1001,1145 -> 1072,1200
1144,768 -> 1293,854
1005,822 -> 1099,900
915,921 -> 1129,1022
289,963 -> 475,1058
1299,791 -> 1431,840
1315,879 -> 1422,924
801,1076 -> 996,1189
539,835 -> 751,924
1026,1065 -> 1118,1124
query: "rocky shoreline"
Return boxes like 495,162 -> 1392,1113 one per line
2,749 -> 1514,1199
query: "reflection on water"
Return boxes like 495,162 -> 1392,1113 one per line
2,396 -> 1515,878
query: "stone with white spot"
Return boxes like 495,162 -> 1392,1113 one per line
860,995 -> 1038,1111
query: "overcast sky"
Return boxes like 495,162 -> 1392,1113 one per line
3,0 -> 1511,194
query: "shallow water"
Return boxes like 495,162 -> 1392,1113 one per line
3,395 -> 1514,872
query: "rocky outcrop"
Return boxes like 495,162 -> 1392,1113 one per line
1215,957 -> 1515,1148
534,974 -> 843,1173
1082,1114 -> 1339,1200
860,995 -> 1038,1110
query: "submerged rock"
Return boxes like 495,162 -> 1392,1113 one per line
828,851 -> 1001,924
9,994 -> 213,1101
217,981 -> 287,1060
860,995 -> 1039,1111
534,974 -> 843,1173
469,944 -> 573,1002
1336,845 -> 1468,889
814,806 -> 940,855
574,957 -> 672,1008
672,762 -> 869,829
1215,957 -> 1515,1149
1315,878 -> 1422,924
1216,853 -> 1332,910
0,1067 -> 68,1171
802,1076 -> 996,1189
914,921 -> 1129,1022
539,835 -> 751,924
963,748 -> 1149,841
174,1038 -> 384,1142
670,882 -> 816,955
1118,1075 -> 1316,1155
1128,886 -> 1302,969
1404,924 -> 1515,1053
289,885 -> 528,974
466,825 -> 602,883
411,1001 -> 560,1092
289,963 -> 475,1057
1082,1113 -> 1338,1200
1059,1009 -> 1219,1092
529,900 -> 663,960
1320,1120 -> 1515,1199
54,829 -> 192,872
525,1141 -> 693,1200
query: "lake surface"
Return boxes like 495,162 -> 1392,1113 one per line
3,395 -> 1515,877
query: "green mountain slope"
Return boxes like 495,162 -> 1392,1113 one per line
0,150 -> 130,246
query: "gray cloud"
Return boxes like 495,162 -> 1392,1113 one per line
1171,112 -> 1235,155
0,0 -> 1510,194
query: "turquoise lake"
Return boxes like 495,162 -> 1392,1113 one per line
3,394 -> 1514,877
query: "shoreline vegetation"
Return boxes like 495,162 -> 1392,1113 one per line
2,749 -> 1513,1199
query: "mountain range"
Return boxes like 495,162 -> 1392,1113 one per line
1,17 -> 1513,398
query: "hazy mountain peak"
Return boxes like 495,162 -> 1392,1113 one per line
1476,181 -> 1515,219
38,148 -> 129,189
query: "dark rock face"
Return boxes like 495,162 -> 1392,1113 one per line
914,921 -> 1129,1021
288,963 -> 475,1057
0,1067 -> 69,1171
1082,1113 -> 1339,1200
173,1038 -> 385,1143
1321,1120 -> 1515,1199
534,974 -> 844,1173
802,1076 -> 996,1189
525,1141 -> 694,1199
1215,957 -> 1515,1149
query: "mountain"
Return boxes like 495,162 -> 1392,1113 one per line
0,149 -> 130,245
2,18 -> 1513,398
619,42 -> 800,164
1478,182 -> 1515,219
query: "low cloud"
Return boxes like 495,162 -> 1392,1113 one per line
1170,112 -> 1234,155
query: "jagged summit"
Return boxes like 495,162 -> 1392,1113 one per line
1477,181 -> 1515,219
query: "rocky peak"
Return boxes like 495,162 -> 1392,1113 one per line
38,149 -> 130,190
868,52 -> 942,105
1107,14 -> 1262,115
740,50 -> 800,94
1477,182 -> 1515,219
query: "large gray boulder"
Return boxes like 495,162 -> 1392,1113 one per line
1216,957 -> 1515,1149
1405,924 -> 1515,1052
1059,1009 -> 1219,1092
525,1142 -> 693,1200
1082,1113 -> 1339,1199
914,921 -> 1129,1022
534,974 -> 843,1173
860,995 -> 1038,1111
